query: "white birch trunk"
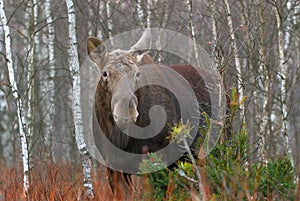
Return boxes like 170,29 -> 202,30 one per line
97,0 -> 105,40
65,0 -> 94,197
27,0 -> 35,137
87,0 -> 93,36
186,0 -> 200,67
284,1 -> 291,50
44,0 -> 55,159
106,0 -> 112,38
209,0 -> 217,54
274,0 -> 293,166
26,0 -> 35,167
187,0 -> 196,42
240,0 -> 259,161
0,0 -> 30,196
137,0 -> 144,28
256,0 -> 269,164
33,0 -> 39,57
157,0 -> 168,63
223,0 -> 244,120
161,0 -> 168,29
146,0 -> 152,28
210,0 -> 226,80
293,1 -> 300,184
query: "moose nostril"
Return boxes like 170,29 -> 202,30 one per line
132,111 -> 139,122
113,114 -> 118,122
113,114 -> 130,124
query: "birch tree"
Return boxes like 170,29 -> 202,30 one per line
146,0 -> 152,28
87,0 -> 94,36
97,0 -> 105,39
158,0 -> 168,63
223,0 -> 245,123
106,0 -> 112,38
238,0 -> 260,160
0,86 -> 13,164
255,0 -> 269,163
273,0 -> 294,167
161,0 -> 168,29
44,0 -> 55,160
186,0 -> 200,67
186,0 -> 196,44
136,0 -> 145,28
65,0 -> 94,197
209,0 -> 217,56
33,0 -> 39,59
0,0 -> 30,196
209,0 -> 228,84
26,0 -> 37,168
291,0 -> 300,183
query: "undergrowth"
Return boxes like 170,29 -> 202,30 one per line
0,162 -> 113,201
0,90 -> 298,200
137,88 -> 297,200
138,130 -> 296,201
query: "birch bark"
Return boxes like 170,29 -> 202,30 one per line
223,0 -> 244,121
87,0 -> 93,36
157,0 -> 168,63
136,0 -> 145,28
210,0 -> 226,81
44,0 -> 55,160
0,0 -> 30,196
291,0 -> 300,184
65,0 -> 94,197
209,0 -> 217,55
161,0 -> 168,29
106,0 -> 112,38
256,0 -> 269,164
146,0 -> 152,28
26,0 -> 36,169
239,0 -> 258,161
274,0 -> 294,166
186,0 -> 199,66
97,0 -> 105,39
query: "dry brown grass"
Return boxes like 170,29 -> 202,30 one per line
1,162 -> 297,201
0,162 -> 161,201
0,162 -> 116,201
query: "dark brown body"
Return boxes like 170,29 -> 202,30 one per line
94,64 -> 214,156
87,36 -> 222,197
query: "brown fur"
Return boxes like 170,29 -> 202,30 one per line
94,63 -> 214,155
87,37 -> 219,196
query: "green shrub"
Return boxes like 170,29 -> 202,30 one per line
257,157 -> 296,199
139,128 -> 296,200
205,131 -> 296,200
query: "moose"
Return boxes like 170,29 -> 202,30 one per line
87,30 -> 224,198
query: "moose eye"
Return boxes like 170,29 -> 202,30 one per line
134,71 -> 140,81
102,71 -> 108,78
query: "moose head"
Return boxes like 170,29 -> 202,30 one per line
87,35 -> 154,131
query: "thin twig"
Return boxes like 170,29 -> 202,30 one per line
182,136 -> 206,201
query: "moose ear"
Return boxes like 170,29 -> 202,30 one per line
87,37 -> 107,66
134,51 -> 154,65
